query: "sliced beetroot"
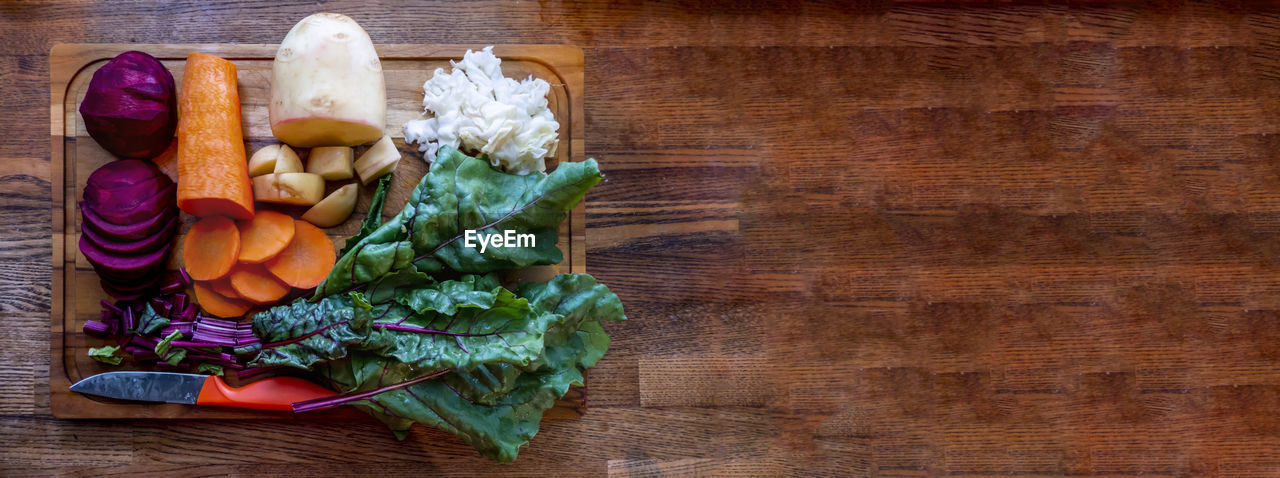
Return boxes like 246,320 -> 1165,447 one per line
81,215 -> 177,255
79,235 -> 172,282
81,202 -> 176,241
83,174 -> 171,215
86,181 -> 176,226
85,159 -> 167,190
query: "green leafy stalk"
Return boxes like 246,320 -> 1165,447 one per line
246,272 -> 557,374
240,293 -> 366,369
154,330 -> 187,366
340,173 -> 394,256
153,330 -> 183,357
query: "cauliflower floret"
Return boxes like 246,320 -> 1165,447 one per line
403,46 -> 560,175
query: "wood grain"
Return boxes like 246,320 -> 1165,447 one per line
7,1 -> 1280,476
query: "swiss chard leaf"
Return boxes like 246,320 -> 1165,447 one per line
319,147 -> 602,296
573,320 -> 611,369
521,274 -> 627,341
154,330 -> 189,366
363,288 -> 554,373
249,274 -> 558,374
153,330 -> 183,357
413,275 -> 623,405
193,363 -> 225,376
243,139 -> 622,462
242,293 -> 367,370
88,345 -> 123,365
162,348 -> 187,366
439,363 -> 525,405
365,269 -> 500,316
301,273 -> 626,462
340,312 -> 610,462
134,304 -> 170,336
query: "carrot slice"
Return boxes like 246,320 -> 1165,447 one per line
182,216 -> 240,281
207,278 -> 241,299
264,220 -> 336,289
229,263 -> 291,305
237,210 -> 296,263
176,52 -> 254,220
192,281 -> 252,318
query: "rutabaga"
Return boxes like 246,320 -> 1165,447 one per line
403,46 -> 560,175
270,13 -> 386,148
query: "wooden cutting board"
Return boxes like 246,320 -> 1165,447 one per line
49,43 -> 586,419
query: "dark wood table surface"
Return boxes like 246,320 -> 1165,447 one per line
6,1 -> 1280,476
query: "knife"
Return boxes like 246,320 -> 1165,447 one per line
70,371 -> 336,411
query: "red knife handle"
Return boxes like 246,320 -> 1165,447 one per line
196,375 -> 336,411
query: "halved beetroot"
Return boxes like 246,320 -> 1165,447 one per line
79,235 -> 172,282
85,181 -> 176,226
81,215 -> 176,255
80,202 -> 176,241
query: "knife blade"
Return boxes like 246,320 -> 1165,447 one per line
70,371 -> 336,411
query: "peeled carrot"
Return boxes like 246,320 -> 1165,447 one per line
176,52 -> 254,220
208,278 -> 241,299
265,220 -> 336,289
182,216 -> 240,281
192,281 -> 252,318
229,263 -> 291,305
237,210 -> 295,263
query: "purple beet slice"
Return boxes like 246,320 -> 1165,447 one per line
82,173 -> 171,215
81,202 -> 176,242
84,159 -> 166,190
79,235 -> 172,282
85,181 -> 176,226
80,215 -> 177,255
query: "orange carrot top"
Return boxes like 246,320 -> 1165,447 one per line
176,52 -> 254,220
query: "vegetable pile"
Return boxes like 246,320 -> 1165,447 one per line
75,15 -> 621,463
182,212 -> 336,317
82,271 -> 258,375
238,147 -> 622,461
248,139 -> 388,228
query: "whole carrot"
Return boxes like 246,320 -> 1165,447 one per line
176,52 -> 254,220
